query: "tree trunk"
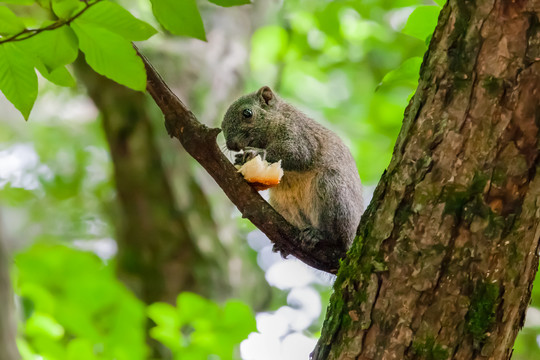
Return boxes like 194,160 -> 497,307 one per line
314,1 -> 540,359
0,222 -> 20,360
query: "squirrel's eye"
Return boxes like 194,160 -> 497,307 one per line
242,108 -> 253,118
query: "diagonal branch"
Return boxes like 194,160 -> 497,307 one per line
137,48 -> 344,274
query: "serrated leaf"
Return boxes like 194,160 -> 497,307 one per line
208,0 -> 250,7
0,6 -> 25,35
51,0 -> 84,19
71,21 -> 146,91
401,5 -> 440,41
378,57 -> 422,89
76,1 -> 157,41
20,27 -> 78,71
0,43 -> 38,120
150,0 -> 206,40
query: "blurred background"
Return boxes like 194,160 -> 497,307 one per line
1,0 -> 539,359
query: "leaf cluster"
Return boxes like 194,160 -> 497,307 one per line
0,0 -> 250,119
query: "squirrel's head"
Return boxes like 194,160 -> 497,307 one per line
222,86 -> 278,151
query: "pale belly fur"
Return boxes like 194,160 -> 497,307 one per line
268,170 -> 320,230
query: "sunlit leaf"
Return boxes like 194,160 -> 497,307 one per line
147,302 -> 180,328
20,27 -> 78,71
208,0 -> 250,7
0,43 -> 38,120
149,326 -> 182,352
75,1 -> 157,41
221,300 -> 257,339
150,0 -> 206,40
434,0 -> 446,6
378,57 -> 422,89
250,26 -> 288,71
51,0 -> 85,19
148,293 -> 256,358
66,339 -> 98,360
15,244 -> 148,360
25,312 -> 65,339
401,5 -> 440,41
177,292 -> 219,324
0,6 -> 25,35
37,63 -> 76,87
71,21 -> 146,91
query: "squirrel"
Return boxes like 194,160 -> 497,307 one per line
222,86 -> 364,257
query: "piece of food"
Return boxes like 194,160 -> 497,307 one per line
236,155 -> 284,191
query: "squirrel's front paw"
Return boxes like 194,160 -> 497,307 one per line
234,153 -> 246,166
234,148 -> 267,166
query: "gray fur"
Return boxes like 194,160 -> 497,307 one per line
222,86 -> 364,254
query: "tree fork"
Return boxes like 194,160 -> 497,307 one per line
313,0 -> 540,359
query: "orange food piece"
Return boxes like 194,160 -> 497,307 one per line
236,155 -> 283,190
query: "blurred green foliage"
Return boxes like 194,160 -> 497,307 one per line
13,244 -> 256,360
148,293 -> 256,359
14,244 -> 147,360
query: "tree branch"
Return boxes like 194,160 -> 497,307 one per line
136,47 -> 344,274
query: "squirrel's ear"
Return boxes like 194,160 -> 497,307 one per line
257,86 -> 275,106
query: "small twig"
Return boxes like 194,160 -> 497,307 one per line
0,0 -> 102,45
136,46 -> 344,274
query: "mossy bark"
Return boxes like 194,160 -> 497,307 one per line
314,1 -> 540,359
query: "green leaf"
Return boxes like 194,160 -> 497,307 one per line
37,63 -> 76,87
150,0 -> 206,40
434,0 -> 446,6
51,0 -> 85,19
221,300 -> 256,338
0,43 -> 38,120
208,0 -> 250,7
378,57 -> 422,89
75,1 -> 157,41
250,26 -> 288,70
71,21 -> 146,91
25,312 -> 65,339
66,339 -> 98,360
401,5 -> 440,41
0,6 -> 25,35
21,27 -> 78,71
177,292 -> 219,324
147,302 -> 180,328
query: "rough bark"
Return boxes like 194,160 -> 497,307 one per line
0,223 -> 20,360
313,1 -> 540,359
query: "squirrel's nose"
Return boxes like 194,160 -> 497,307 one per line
226,139 -> 240,151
